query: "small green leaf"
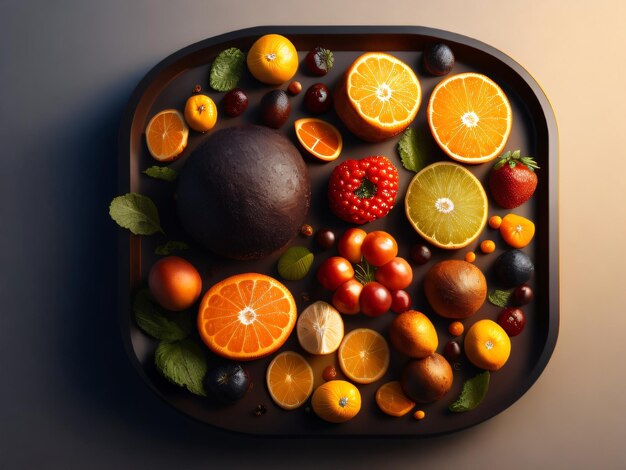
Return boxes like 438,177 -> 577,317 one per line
155,339 -> 208,396
449,371 -> 490,412
155,240 -> 190,256
488,288 -> 513,307
397,128 -> 427,173
277,246 -> 314,281
143,166 -> 178,182
210,47 -> 245,92
133,290 -> 190,341
512,150 -> 521,158
109,192 -> 164,235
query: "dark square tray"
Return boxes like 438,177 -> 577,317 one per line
117,26 -> 558,437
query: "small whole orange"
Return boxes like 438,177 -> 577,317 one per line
148,256 -> 202,311
247,34 -> 298,85
311,380 -> 361,423
184,94 -> 217,132
389,310 -> 438,358
464,319 -> 511,371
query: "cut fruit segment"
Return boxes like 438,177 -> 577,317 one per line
145,109 -> 189,161
334,52 -> 421,142
338,328 -> 390,384
405,162 -> 488,249
197,273 -> 297,361
375,381 -> 416,417
266,351 -> 314,410
296,301 -> 344,355
428,73 -> 512,164
294,118 -> 342,161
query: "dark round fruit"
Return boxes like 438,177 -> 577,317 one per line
390,289 -> 412,313
177,125 -> 311,260
443,340 -> 462,362
322,365 -> 337,381
514,285 -> 534,305
423,43 -> 455,76
304,83 -> 332,114
410,244 -> 432,265
288,81 -> 302,95
401,353 -> 453,403
223,88 -> 248,117
315,228 -> 336,249
497,307 -> 526,336
260,89 -> 291,128
205,363 -> 250,403
493,250 -> 535,287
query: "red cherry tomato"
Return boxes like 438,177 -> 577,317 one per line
332,279 -> 363,315
317,256 -> 355,291
375,257 -> 413,290
361,231 -> 398,266
360,282 -> 392,317
337,228 -> 367,264
390,289 -> 412,313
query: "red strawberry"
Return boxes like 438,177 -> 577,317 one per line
489,150 -> 539,209
328,156 -> 399,224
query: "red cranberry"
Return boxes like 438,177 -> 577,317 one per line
497,307 -> 526,336
304,83 -> 332,114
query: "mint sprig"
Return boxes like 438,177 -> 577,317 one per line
210,47 -> 245,92
109,193 -> 164,235
449,371 -> 490,412
155,339 -> 208,396
143,166 -> 178,182
155,240 -> 190,256
133,290 -> 190,341
277,246 -> 314,281
397,128 -> 427,173
488,288 -> 513,307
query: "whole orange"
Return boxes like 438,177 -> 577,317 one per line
184,94 -> 217,133
389,310 -> 438,358
148,256 -> 202,311
247,34 -> 298,85
464,319 -> 511,371
311,380 -> 361,423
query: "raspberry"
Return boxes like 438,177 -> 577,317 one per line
328,156 -> 399,224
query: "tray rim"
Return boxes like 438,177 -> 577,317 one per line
117,25 -> 559,437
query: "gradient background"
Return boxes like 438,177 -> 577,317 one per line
1,0 -> 625,468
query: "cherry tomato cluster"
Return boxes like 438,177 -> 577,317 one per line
317,229 -> 413,316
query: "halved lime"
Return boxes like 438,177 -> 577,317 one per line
405,162 -> 488,249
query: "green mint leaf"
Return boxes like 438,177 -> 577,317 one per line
133,290 -> 190,341
210,47 -> 245,92
155,339 -> 208,396
488,288 -> 513,307
449,371 -> 490,412
143,166 -> 178,182
397,128 -> 427,173
109,192 -> 164,235
277,246 -> 314,281
155,240 -> 190,256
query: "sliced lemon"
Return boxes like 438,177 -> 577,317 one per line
405,162 -> 488,249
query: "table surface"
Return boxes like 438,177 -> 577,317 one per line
1,0 -> 625,468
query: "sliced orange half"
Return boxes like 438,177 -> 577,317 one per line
338,328 -> 390,384
145,109 -> 189,162
335,52 -> 421,142
266,351 -> 314,410
294,118 -> 342,161
375,381 -> 416,417
428,73 -> 512,164
197,273 -> 297,361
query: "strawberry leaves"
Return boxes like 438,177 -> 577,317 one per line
493,150 -> 540,171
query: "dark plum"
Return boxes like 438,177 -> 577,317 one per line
223,88 -> 248,117
410,244 -> 432,265
493,249 -> 534,287
443,340 -> 462,362
497,307 -> 526,336
315,228 -> 336,249
514,285 -> 534,305
260,89 -> 291,128
423,43 -> 455,76
304,83 -> 332,114
205,363 -> 250,403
